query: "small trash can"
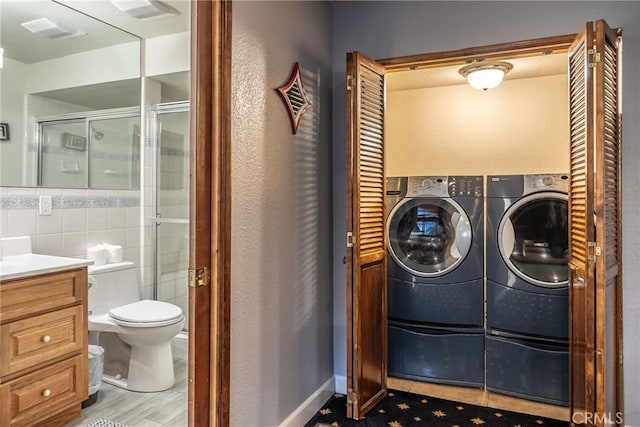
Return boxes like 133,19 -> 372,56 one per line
82,345 -> 104,408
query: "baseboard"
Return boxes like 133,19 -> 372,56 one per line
279,377 -> 334,427
335,375 -> 346,394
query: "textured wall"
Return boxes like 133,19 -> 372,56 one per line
387,75 -> 569,176
231,1 -> 334,425
332,1 -> 640,423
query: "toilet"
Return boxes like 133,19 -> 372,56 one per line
88,261 -> 184,392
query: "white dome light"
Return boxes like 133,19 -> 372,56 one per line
459,61 -> 513,91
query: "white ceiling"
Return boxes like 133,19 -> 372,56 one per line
0,0 -> 190,64
56,0 -> 190,39
36,78 -> 141,108
1,0 -> 190,109
388,52 -> 568,91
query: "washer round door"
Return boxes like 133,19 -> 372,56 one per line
498,191 -> 569,287
387,198 -> 472,277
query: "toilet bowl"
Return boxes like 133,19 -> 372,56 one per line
88,262 -> 185,392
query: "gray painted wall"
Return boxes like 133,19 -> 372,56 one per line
231,1 -> 333,425
332,1 -> 640,424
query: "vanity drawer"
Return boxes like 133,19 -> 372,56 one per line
0,355 -> 87,427
0,269 -> 86,323
0,306 -> 85,377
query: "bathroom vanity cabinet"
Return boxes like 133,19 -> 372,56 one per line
0,268 -> 88,427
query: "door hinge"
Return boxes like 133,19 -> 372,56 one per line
346,231 -> 354,248
587,242 -> 601,261
347,390 -> 357,404
589,49 -> 601,67
188,267 -> 209,287
346,74 -> 354,91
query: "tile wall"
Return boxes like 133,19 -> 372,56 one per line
0,187 -> 151,298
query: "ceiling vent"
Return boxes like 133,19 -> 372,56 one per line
110,0 -> 180,20
21,18 -> 85,39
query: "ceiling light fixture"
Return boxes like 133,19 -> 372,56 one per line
110,0 -> 180,20
459,61 -> 513,91
21,18 -> 85,39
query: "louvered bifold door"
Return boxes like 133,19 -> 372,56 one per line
593,20 -> 623,424
568,23 -> 596,422
569,20 -> 623,426
345,51 -> 387,420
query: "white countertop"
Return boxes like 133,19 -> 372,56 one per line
0,253 -> 92,281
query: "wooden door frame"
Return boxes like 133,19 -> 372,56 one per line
189,1 -> 232,426
365,31 -> 622,419
377,33 -> 576,70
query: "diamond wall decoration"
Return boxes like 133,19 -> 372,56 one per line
276,62 -> 312,135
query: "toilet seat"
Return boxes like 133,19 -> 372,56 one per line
109,300 -> 184,328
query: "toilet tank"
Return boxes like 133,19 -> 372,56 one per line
88,261 -> 140,316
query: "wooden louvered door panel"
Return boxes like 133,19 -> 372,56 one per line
593,19 -> 623,424
569,20 -> 623,425
345,51 -> 387,420
568,23 -> 596,421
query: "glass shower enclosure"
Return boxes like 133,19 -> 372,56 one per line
151,102 -> 190,330
38,108 -> 140,189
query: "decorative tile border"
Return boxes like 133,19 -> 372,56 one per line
0,195 -> 140,210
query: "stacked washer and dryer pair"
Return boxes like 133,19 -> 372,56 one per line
386,174 -> 569,406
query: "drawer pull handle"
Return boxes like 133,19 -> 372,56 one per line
42,389 -> 52,398
42,335 -> 51,343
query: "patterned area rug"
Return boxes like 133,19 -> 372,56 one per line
85,419 -> 132,427
305,390 -> 569,427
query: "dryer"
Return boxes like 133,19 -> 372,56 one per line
486,174 -> 569,338
485,173 -> 569,405
386,176 -> 484,387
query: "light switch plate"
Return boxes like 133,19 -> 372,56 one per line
39,195 -> 52,215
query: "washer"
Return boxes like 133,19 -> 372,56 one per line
386,176 -> 484,387
386,176 -> 484,326
485,173 -> 569,405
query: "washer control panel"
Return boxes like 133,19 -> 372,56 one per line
449,176 -> 483,197
406,176 -> 448,197
405,176 -> 483,197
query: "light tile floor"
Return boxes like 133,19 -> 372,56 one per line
68,359 -> 188,427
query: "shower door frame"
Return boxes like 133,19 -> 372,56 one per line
151,102 -> 191,305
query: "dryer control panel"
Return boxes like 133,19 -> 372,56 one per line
449,176 -> 483,197
523,173 -> 569,195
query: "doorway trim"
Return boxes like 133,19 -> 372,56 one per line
346,30 -> 623,422
189,1 -> 232,426
377,33 -> 576,70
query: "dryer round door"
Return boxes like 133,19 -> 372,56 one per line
387,198 -> 472,277
498,191 -> 569,287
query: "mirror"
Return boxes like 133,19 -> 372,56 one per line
0,0 -> 141,188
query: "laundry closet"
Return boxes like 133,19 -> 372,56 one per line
383,52 -> 570,412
